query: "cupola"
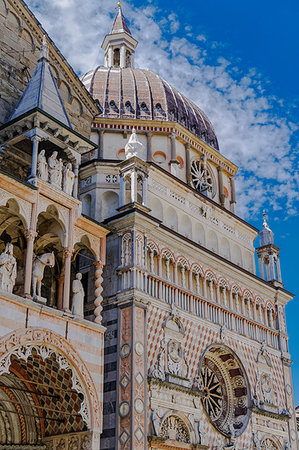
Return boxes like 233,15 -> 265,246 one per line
101,3 -> 138,69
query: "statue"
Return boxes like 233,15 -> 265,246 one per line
125,128 -> 144,159
37,149 -> 48,181
71,273 -> 85,317
0,243 -> 17,293
63,163 -> 75,195
32,252 -> 55,301
48,151 -> 62,188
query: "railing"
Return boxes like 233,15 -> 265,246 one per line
142,273 -> 280,350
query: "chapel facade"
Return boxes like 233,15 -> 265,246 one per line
0,0 -> 297,449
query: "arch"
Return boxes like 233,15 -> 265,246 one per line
207,230 -> 218,253
20,28 -> 34,52
101,190 -> 119,221
218,277 -> 230,289
243,289 -> 254,301
0,328 -> 101,431
165,206 -> 178,231
205,270 -> 217,282
194,222 -> 206,246
160,413 -> 192,443
179,214 -> 192,239
198,343 -> 251,437
176,256 -> 190,269
191,263 -> 204,278
220,236 -> 231,260
82,194 -> 92,216
160,247 -> 175,262
261,437 -> 280,450
0,0 -> 8,16
231,243 -> 243,267
6,10 -> 20,31
149,197 -> 163,221
71,96 -> 83,116
231,283 -> 242,295
59,80 -> 71,104
147,239 -> 160,256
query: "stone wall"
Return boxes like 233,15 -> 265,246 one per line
0,0 -> 98,137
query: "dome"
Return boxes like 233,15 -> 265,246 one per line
81,66 -> 219,151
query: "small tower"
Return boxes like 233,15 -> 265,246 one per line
257,211 -> 282,283
101,3 -> 138,69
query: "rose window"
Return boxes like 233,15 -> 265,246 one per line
191,160 -> 215,197
199,345 -> 250,437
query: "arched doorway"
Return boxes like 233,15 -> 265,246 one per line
0,329 -> 101,448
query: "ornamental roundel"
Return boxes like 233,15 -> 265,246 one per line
191,159 -> 216,198
198,344 -> 250,437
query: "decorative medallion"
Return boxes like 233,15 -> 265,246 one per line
135,342 -> 144,356
191,159 -> 216,198
135,372 -> 144,386
119,430 -> 130,445
120,343 -> 131,358
135,427 -> 144,442
119,401 -> 130,418
135,398 -> 144,414
120,374 -> 130,389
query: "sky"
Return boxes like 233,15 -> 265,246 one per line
26,0 -> 299,400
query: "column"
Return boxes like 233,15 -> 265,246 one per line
203,277 -> 207,298
28,135 -> 41,185
146,132 -> 152,161
120,44 -> 126,68
73,161 -> 79,198
108,47 -> 113,67
276,256 -> 282,282
130,170 -> 137,203
170,132 -> 178,175
259,305 -> 263,323
241,296 -> 245,316
216,284 -> 220,303
173,262 -> 178,285
98,130 -> 104,159
230,177 -> 237,213
149,251 -> 154,273
166,258 -> 170,281
142,175 -> 148,206
24,229 -> 37,297
268,253 -> 276,280
188,270 -> 192,291
229,289 -> 233,310
258,255 -> 264,279
56,274 -> 64,311
62,248 -> 72,312
119,173 -> 125,207
222,287 -> 227,307
209,280 -> 214,301
185,143 -> 191,185
94,261 -> 104,324
217,166 -> 225,207
195,273 -> 200,294
181,266 -> 185,289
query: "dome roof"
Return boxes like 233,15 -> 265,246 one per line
81,66 -> 219,151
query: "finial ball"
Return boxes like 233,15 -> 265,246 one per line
117,2 -> 121,7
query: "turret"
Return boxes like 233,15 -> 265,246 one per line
257,211 -> 282,284
101,3 -> 138,69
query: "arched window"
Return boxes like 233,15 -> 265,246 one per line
113,48 -> 120,67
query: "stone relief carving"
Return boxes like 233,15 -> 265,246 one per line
160,415 -> 190,443
37,151 -> 75,195
71,273 -> 85,318
167,339 -> 182,376
0,243 -> 17,293
32,252 -> 55,300
261,438 -> 279,450
151,339 -> 166,380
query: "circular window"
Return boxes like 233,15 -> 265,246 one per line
191,159 -> 216,198
199,345 -> 250,437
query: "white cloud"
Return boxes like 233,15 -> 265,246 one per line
26,0 -> 298,221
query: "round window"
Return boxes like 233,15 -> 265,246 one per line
191,159 -> 215,198
199,345 -> 250,437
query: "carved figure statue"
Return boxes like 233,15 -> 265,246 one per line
71,273 -> 85,317
37,149 -> 48,181
125,128 -> 144,159
63,163 -> 75,195
48,151 -> 62,188
32,252 -> 55,298
0,243 -> 17,293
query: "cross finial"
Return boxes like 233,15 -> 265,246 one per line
263,209 -> 268,228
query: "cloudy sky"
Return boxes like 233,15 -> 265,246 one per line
26,0 -> 299,398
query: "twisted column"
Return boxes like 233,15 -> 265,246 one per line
94,261 -> 104,324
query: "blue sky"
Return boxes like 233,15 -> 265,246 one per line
27,0 -> 299,401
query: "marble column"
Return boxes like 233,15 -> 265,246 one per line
130,170 -> 138,203
217,166 -> 225,207
142,175 -> 148,206
185,143 -> 191,185
62,248 -> 72,312
24,229 -> 37,298
146,132 -> 152,161
230,177 -> 237,213
57,274 -> 64,311
119,173 -> 125,207
98,130 -> 104,159
73,162 -> 79,198
120,44 -> 126,68
29,135 -> 41,185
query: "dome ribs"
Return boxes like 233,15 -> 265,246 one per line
133,69 -> 151,120
122,68 -> 136,118
145,70 -> 168,120
84,66 -> 219,150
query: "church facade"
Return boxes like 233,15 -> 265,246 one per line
0,0 -> 297,449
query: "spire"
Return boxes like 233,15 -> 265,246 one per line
101,3 -> 138,69
257,210 -> 282,283
8,36 -> 72,128
111,3 -> 132,35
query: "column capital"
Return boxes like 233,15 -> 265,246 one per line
25,229 -> 38,241
63,248 -> 73,259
